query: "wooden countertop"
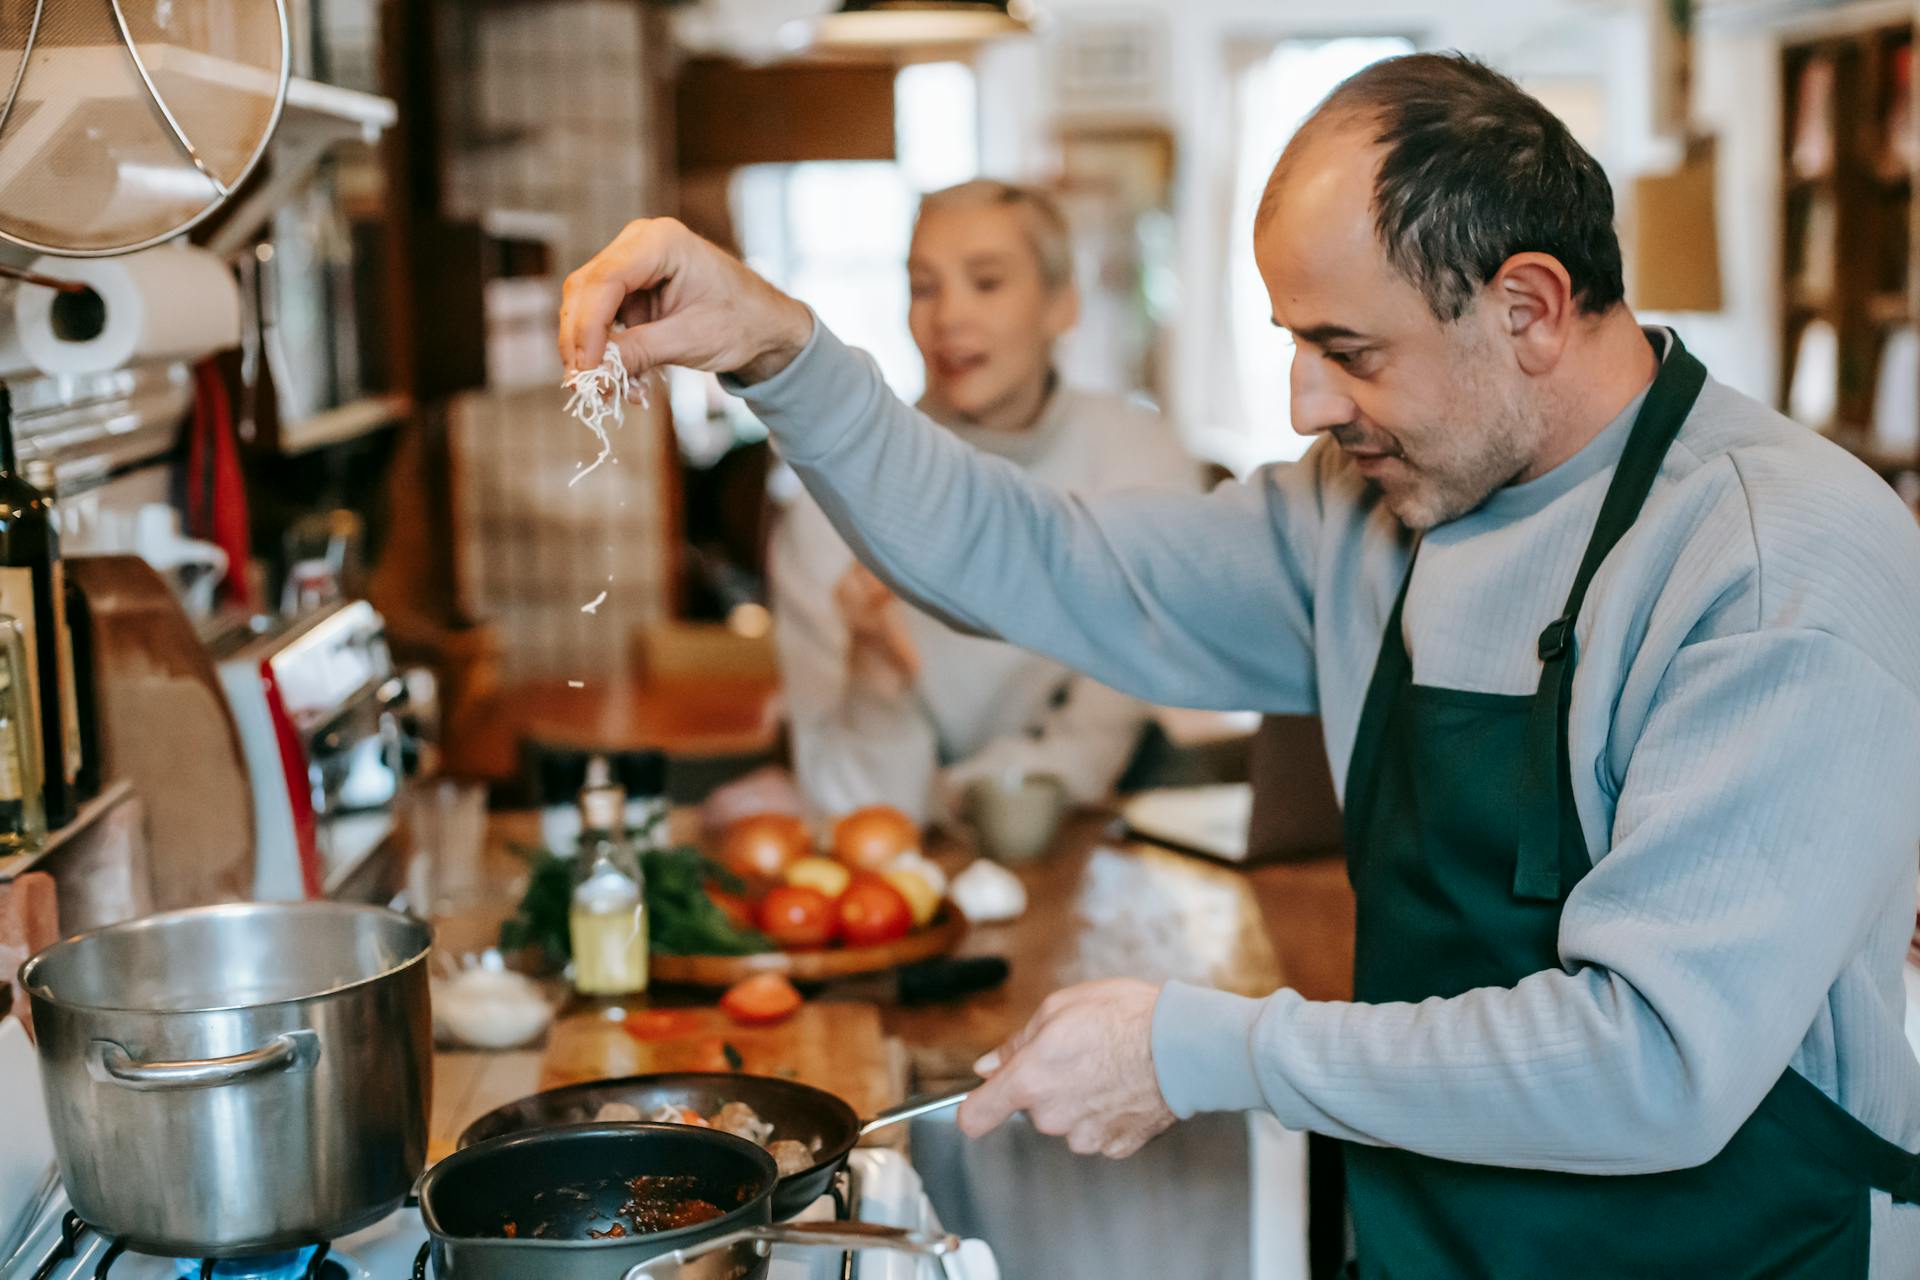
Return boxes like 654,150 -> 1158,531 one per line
424,801 -> 1355,1140
868,814 -> 1354,1088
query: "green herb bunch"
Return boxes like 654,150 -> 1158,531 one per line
500,835 -> 770,965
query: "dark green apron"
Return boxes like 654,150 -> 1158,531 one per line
1339,333 -> 1920,1279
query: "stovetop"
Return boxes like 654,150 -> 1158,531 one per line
0,1152 -> 995,1280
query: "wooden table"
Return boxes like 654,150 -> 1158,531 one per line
426,802 -> 1354,1115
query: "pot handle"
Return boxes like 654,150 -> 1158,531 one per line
88,1030 -> 320,1091
621,1222 -> 960,1280
857,1087 -> 972,1139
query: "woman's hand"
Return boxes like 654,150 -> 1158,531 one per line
836,565 -> 922,690
559,218 -> 814,383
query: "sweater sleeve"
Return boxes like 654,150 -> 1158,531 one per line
1151,625 -> 1920,1171
733,320 -> 1324,715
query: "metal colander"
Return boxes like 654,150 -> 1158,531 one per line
0,0 -> 289,256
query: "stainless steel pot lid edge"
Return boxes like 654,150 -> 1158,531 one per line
19,901 -> 433,1015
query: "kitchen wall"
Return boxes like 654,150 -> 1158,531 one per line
439,0 -> 678,679
968,0 -> 1657,465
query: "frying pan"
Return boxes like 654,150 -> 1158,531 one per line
458,1073 -> 969,1220
414,1122 -> 955,1280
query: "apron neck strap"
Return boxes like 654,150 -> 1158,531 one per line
1515,330 -> 1708,900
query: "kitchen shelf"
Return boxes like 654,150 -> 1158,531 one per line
272,394 -> 413,456
200,78 -> 400,259
1868,291 -> 1915,324
0,779 -> 137,885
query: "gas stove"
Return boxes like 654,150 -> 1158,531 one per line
0,1015 -> 995,1280
1,1153 -> 994,1280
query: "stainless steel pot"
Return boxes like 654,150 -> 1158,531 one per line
19,902 -> 432,1257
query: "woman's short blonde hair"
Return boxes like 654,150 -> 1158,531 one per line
914,179 -> 1075,293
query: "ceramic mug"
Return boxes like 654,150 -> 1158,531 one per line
962,772 -> 1067,864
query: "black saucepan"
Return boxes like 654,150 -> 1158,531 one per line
457,1073 -> 969,1221
413,1122 -> 956,1280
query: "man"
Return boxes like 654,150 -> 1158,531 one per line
562,54 -> 1920,1277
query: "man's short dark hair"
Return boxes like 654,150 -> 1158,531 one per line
1260,52 -> 1626,323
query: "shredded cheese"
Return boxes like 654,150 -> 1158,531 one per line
562,344 -> 649,487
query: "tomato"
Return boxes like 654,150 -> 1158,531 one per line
757,885 -> 837,948
720,973 -> 803,1026
831,806 -> 920,872
706,886 -> 757,931
835,875 -> 913,947
784,855 -> 852,900
719,813 -> 811,883
623,1008 -> 706,1041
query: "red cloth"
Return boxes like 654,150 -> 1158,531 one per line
188,360 -> 253,609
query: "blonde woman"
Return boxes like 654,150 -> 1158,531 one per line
769,179 -> 1197,826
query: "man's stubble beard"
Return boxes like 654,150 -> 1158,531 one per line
1379,359 -> 1540,532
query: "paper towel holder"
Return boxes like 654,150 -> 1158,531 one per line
0,265 -> 86,296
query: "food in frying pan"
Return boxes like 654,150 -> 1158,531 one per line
593,1099 -> 824,1175
498,1174 -> 729,1241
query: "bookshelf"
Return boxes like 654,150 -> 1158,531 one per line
1779,20 -> 1920,478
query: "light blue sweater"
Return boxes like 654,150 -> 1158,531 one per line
734,321 -> 1920,1269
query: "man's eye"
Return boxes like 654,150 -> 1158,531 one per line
1327,349 -> 1368,370
974,276 -> 1005,292
910,282 -> 935,300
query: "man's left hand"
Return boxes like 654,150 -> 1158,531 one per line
956,979 -> 1175,1158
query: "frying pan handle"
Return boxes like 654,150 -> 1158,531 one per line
621,1223 -> 960,1279
857,1087 -> 972,1138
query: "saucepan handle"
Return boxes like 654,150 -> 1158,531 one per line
622,1222 -> 960,1280
87,1029 -> 319,1091
857,1087 -> 971,1139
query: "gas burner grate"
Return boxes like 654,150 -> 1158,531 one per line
20,1217 -> 347,1280
28,1212 -> 86,1280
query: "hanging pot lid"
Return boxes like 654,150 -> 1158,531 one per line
0,0 -> 290,257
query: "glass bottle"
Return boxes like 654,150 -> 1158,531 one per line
0,394 -> 79,827
568,766 -> 647,996
24,458 -> 85,806
0,614 -> 46,853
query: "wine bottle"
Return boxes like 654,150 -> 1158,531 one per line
0,388 -> 78,827
0,614 -> 46,853
24,458 -> 85,806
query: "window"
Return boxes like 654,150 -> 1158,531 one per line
1213,36 -> 1415,473
732,62 -> 979,405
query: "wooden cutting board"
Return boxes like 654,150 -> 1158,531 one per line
538,1001 -> 903,1123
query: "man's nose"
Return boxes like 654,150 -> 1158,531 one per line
1290,350 -> 1356,437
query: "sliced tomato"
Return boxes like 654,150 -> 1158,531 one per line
720,972 -> 803,1027
706,886 -> 758,931
623,1008 -> 706,1041
757,885 -> 836,949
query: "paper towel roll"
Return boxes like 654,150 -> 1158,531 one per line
9,247 -> 241,377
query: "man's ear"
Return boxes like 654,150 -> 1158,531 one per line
1488,252 -> 1576,375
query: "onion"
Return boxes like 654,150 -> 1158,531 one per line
719,813 -> 812,882
831,805 -> 921,872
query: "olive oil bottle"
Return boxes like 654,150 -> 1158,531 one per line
568,765 -> 648,996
